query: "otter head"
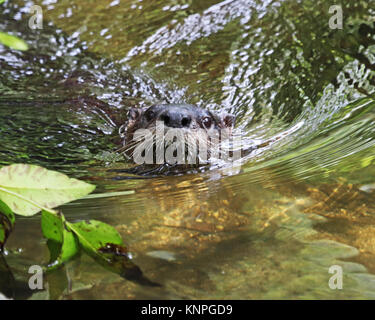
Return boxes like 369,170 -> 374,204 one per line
120,103 -> 236,164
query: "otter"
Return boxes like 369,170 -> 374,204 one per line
119,104 -> 237,167
52,95 -> 240,174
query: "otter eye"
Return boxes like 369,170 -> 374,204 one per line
202,117 -> 212,128
145,110 -> 155,122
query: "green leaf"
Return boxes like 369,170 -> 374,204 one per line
41,210 -> 63,243
47,228 -> 79,271
0,200 -> 15,251
70,220 -> 123,251
46,239 -> 62,264
0,0 -> 5,4
60,227 -> 79,262
69,220 -> 160,286
0,200 -> 15,225
0,32 -> 28,51
0,164 -> 95,216
43,210 -> 79,271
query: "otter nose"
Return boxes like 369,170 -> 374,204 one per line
159,110 -> 192,128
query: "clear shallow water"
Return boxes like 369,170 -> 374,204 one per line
1,0 -> 375,299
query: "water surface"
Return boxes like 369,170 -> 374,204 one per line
1,0 -> 375,299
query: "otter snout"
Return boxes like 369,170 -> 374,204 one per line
159,107 -> 192,128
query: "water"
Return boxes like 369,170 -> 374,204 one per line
1,0 -> 375,299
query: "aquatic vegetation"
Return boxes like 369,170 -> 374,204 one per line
0,164 -> 157,299
0,31 -> 28,51
0,1 -> 28,51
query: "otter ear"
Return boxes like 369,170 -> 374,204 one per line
128,107 -> 144,121
221,113 -> 236,128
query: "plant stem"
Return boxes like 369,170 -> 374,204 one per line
0,186 -> 58,216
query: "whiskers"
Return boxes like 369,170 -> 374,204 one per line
126,127 -> 226,164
